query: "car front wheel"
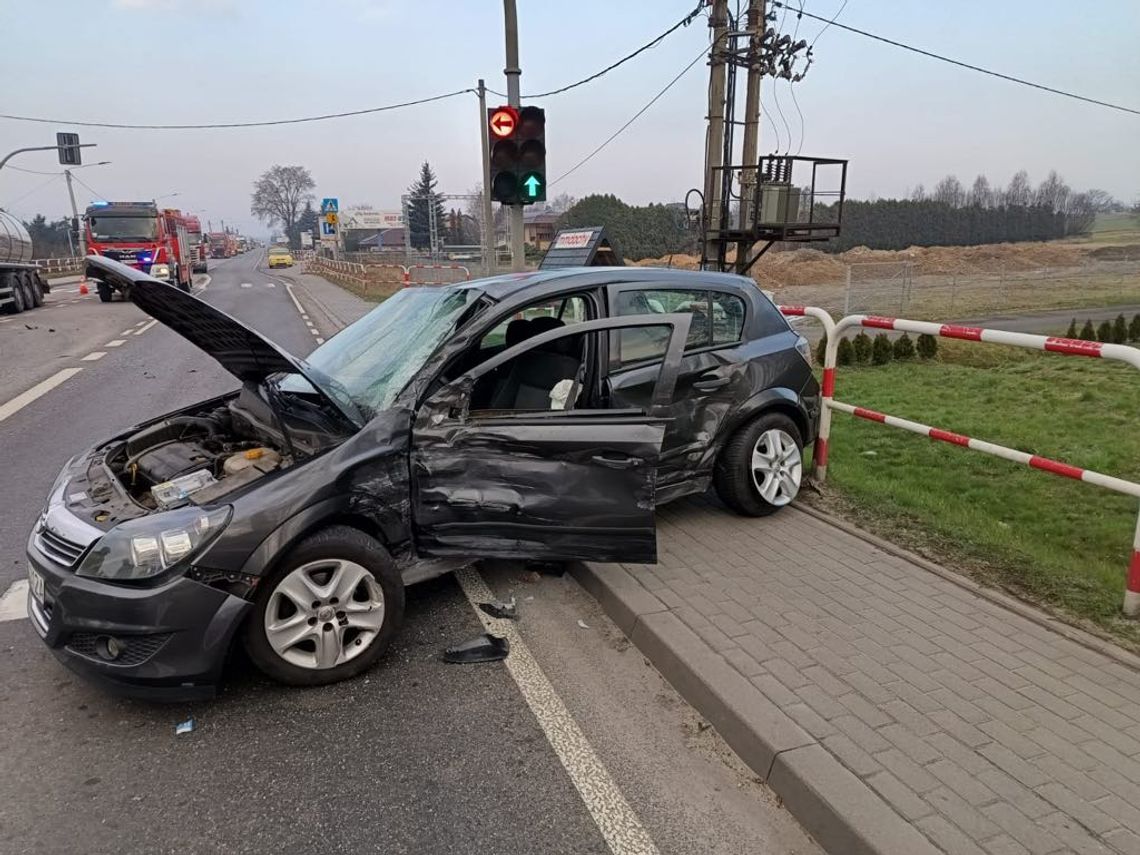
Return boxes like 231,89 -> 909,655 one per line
245,526 -> 404,686
714,412 -> 804,516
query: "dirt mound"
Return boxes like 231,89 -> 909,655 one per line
632,240 -> 1097,287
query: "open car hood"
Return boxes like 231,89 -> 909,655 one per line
85,256 -> 362,424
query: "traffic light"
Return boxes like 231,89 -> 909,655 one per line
488,105 -> 546,205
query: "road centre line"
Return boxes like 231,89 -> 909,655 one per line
135,320 -> 158,335
81,352 -> 106,362
0,580 -> 28,622
0,367 -> 84,425
134,320 -> 146,327
315,337 -> 325,344
120,329 -> 135,336
105,340 -> 126,348
240,283 -> 252,289
454,566 -> 659,855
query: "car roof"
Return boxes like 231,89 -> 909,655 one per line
437,266 -> 759,305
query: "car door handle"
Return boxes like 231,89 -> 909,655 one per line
592,454 -> 643,470
693,374 -> 731,391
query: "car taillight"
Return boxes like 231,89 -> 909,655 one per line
795,335 -> 812,366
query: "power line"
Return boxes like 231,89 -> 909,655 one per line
551,45 -> 707,187
808,0 -> 848,49
5,164 -> 61,176
0,89 -> 474,130
69,173 -> 106,203
488,0 -> 706,100
0,173 -> 63,211
772,1 -> 1140,116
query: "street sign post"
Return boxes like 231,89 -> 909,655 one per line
320,198 -> 339,215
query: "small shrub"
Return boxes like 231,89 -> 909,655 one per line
1065,319 -> 1078,338
871,334 -> 893,365
1113,314 -> 1128,344
1130,314 -> 1140,342
1097,320 -> 1113,342
1079,320 -> 1097,341
892,332 -> 916,360
816,334 -> 827,365
853,331 -> 873,363
916,333 -> 938,360
836,337 -> 855,366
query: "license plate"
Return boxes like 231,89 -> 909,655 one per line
28,567 -> 45,603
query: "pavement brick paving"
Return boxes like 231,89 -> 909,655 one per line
596,496 -> 1140,854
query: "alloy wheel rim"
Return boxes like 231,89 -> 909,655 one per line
750,428 -> 802,507
264,559 -> 385,670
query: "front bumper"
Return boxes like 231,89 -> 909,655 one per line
27,532 -> 251,701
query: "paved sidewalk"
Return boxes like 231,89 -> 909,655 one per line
578,498 -> 1140,855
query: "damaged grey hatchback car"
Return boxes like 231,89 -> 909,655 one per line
26,257 -> 819,699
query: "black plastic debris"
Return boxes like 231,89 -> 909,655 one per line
478,597 -> 518,620
443,633 -> 510,664
528,561 -> 566,577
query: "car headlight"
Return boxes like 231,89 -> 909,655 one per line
77,506 -> 232,581
150,263 -> 171,279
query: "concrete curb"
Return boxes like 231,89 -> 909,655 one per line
790,502 -> 1140,673
572,561 -> 939,855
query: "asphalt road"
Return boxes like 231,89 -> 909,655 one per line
0,251 -> 817,855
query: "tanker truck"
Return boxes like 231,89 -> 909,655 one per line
0,209 -> 48,314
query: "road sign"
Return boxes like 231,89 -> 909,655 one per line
320,198 -> 339,215
489,107 -> 518,139
56,132 -> 81,166
325,212 -> 339,226
321,221 -> 337,236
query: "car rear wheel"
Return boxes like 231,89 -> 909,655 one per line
714,412 -> 803,516
245,526 -> 404,687
96,282 -> 114,303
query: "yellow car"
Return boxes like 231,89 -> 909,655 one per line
267,248 -> 294,268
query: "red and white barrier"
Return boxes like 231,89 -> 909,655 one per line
779,305 -> 837,471
404,263 -> 471,286
802,310 -> 1140,616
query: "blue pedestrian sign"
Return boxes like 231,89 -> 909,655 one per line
321,198 -> 339,214
321,221 -> 336,236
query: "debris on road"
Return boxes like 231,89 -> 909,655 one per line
443,633 -> 509,664
175,718 -> 195,735
577,619 -> 590,630
478,596 -> 517,620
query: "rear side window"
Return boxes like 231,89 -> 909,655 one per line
710,291 -> 746,345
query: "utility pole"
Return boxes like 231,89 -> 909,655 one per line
477,78 -> 496,276
736,0 -> 766,272
502,0 -> 525,272
701,0 -> 730,271
63,169 -> 87,258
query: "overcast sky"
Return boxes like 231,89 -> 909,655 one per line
1,0 -> 1137,236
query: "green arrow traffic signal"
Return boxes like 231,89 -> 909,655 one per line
521,171 -> 545,202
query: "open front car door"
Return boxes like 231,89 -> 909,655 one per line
411,313 -> 692,564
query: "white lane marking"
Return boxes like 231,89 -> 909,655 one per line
0,581 -> 28,622
300,314 -> 309,321
284,281 -> 305,314
121,329 -> 135,336
455,567 -> 659,855
135,320 -> 158,335
0,367 -> 84,425
82,352 -> 106,362
315,337 -> 325,344
240,283 -> 252,289
105,339 -> 126,348
266,282 -> 276,288
194,274 -> 212,294
134,320 -> 147,328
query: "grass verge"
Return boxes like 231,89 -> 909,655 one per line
807,339 -> 1140,647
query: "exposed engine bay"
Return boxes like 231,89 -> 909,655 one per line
97,382 -> 351,513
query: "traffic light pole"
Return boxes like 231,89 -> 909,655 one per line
477,79 -> 496,275
503,0 -> 525,272
63,169 -> 87,258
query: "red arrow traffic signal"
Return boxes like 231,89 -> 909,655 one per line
489,107 -> 518,139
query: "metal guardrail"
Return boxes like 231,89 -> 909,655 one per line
779,305 -> 1140,616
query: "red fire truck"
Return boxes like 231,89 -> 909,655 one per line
183,214 -> 208,273
85,201 -> 194,300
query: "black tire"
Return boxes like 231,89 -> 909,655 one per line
26,273 -> 44,308
245,526 -> 404,687
713,411 -> 804,517
96,281 -> 114,303
9,275 -> 27,313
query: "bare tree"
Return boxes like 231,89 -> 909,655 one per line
1035,170 -> 1071,213
909,184 -> 927,202
1083,189 -> 1118,213
549,192 -> 578,214
250,165 -> 315,249
968,175 -> 993,208
932,175 -> 966,208
1005,170 -> 1032,207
